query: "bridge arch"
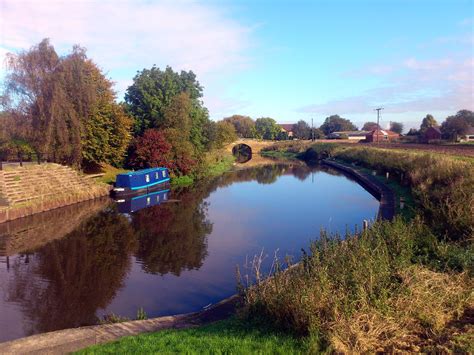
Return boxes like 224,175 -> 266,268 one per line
232,143 -> 252,163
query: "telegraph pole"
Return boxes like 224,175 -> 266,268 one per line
311,118 -> 315,141
375,107 -> 384,144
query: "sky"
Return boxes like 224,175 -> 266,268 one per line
0,0 -> 473,130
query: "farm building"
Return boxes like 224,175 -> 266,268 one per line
278,124 -> 295,138
422,126 -> 442,142
461,126 -> 474,142
328,131 -> 369,140
365,129 -> 400,142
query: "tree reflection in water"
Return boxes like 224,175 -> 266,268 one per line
6,207 -> 136,335
132,186 -> 213,276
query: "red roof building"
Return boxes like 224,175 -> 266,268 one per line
423,126 -> 442,142
278,124 -> 296,137
365,129 -> 400,143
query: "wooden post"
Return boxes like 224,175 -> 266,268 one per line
400,197 -> 405,210
363,220 -> 369,231
386,172 -> 389,179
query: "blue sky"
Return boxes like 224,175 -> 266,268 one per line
1,0 -> 473,130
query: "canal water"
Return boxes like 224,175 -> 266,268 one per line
0,163 -> 379,342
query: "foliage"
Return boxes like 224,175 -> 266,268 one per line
441,110 -> 474,141
2,39 -> 132,168
255,117 -> 281,140
125,65 -> 204,136
77,317 -> 309,354
276,131 -> 289,141
127,129 -> 172,169
292,120 -> 311,140
215,121 -> 238,148
407,128 -> 419,136
390,121 -> 404,134
319,115 -> 357,135
420,114 -> 439,133
223,115 -> 256,138
362,121 -> 380,131
240,218 -> 473,353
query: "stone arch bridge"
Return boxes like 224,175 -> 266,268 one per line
225,139 -> 276,156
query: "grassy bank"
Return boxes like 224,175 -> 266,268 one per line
77,317 -> 309,354
171,152 -> 235,187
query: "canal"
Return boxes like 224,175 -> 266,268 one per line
0,162 -> 379,342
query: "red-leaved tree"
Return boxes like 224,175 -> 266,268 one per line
128,129 -> 172,169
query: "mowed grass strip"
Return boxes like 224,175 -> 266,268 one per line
77,318 -> 309,354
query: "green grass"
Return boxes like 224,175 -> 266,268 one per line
97,165 -> 129,184
170,175 -> 194,187
77,318 -> 309,354
260,150 -> 299,160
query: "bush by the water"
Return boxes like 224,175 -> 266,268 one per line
240,218 -> 473,353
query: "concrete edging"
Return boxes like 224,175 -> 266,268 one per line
0,295 -> 240,354
322,159 -> 396,221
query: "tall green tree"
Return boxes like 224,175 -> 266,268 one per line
255,117 -> 281,140
223,115 -> 255,138
125,66 -> 205,135
389,121 -> 404,134
362,122 -> 380,131
319,115 -> 357,135
419,114 -> 438,134
292,120 -> 311,139
441,110 -> 474,141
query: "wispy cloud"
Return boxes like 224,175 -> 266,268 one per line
299,56 -> 473,115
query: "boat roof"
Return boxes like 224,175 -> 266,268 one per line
119,167 -> 167,176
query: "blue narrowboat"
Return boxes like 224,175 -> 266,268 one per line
114,188 -> 170,213
112,167 -> 170,197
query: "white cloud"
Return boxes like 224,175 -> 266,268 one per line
0,0 -> 255,113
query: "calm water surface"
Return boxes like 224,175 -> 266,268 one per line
0,163 -> 379,342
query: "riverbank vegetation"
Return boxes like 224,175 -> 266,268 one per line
240,142 -> 473,352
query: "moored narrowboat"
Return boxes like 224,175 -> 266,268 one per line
112,167 -> 170,197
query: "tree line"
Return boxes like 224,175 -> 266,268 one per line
0,39 -> 238,176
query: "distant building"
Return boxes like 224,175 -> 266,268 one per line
422,126 -> 442,142
328,131 -> 368,141
366,129 -> 400,142
278,124 -> 295,138
461,126 -> 474,142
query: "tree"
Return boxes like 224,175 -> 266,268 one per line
406,128 -> 419,136
362,122 -> 380,131
124,66 -> 204,136
390,121 -> 404,134
223,115 -> 255,138
128,129 -> 172,169
441,110 -> 474,141
319,115 -> 357,135
292,120 -> 311,140
312,128 -> 325,139
255,117 -> 281,140
215,121 -> 237,148
276,131 -> 289,141
419,114 -> 438,134
2,39 -> 132,168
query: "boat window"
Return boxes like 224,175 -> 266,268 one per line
146,174 -> 150,182
155,172 -> 159,179
157,196 -> 160,202
147,197 -> 151,205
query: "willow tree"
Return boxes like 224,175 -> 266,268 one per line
3,39 -> 132,168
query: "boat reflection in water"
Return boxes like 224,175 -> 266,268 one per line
114,187 -> 170,214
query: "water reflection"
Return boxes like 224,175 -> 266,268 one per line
0,162 -> 379,342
